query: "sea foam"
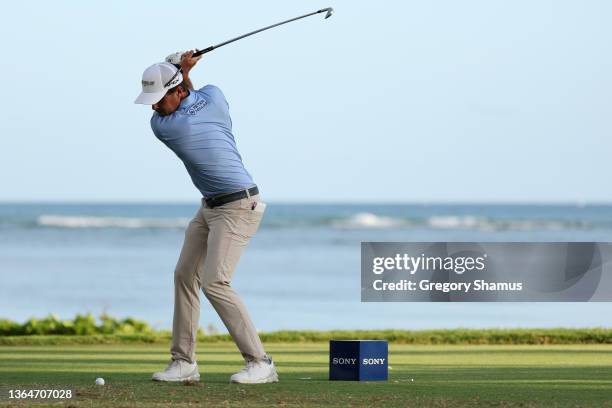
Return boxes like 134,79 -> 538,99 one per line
332,212 -> 404,229
37,215 -> 189,229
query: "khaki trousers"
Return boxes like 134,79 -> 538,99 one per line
171,193 -> 266,363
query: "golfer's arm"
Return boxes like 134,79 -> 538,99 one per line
182,71 -> 195,91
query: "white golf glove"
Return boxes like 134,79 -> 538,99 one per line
165,51 -> 185,66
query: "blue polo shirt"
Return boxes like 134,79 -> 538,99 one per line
150,85 -> 256,198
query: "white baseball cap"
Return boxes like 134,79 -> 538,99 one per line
134,62 -> 183,104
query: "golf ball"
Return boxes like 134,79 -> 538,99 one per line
95,377 -> 105,386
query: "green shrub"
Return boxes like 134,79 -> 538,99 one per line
1,314 -> 611,345
0,314 -> 158,337
0,319 -> 24,336
73,314 -> 97,335
99,313 -> 119,334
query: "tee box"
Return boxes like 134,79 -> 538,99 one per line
329,340 -> 388,381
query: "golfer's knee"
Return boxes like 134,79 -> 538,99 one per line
174,265 -> 194,287
202,279 -> 230,299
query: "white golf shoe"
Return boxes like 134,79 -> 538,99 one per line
152,359 -> 200,382
230,357 -> 279,384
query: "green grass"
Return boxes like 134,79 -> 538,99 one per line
1,343 -> 611,407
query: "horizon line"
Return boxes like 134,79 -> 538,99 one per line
1,199 -> 611,206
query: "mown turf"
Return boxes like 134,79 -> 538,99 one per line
0,343 -> 611,407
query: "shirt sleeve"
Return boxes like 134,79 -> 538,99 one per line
150,114 -> 188,143
199,84 -> 229,110
150,114 -> 170,142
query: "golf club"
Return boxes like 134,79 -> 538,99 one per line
165,7 -> 333,72
191,7 -> 334,58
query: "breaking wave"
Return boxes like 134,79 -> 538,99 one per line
20,212 -> 605,232
331,214 -> 589,231
332,212 -> 405,229
37,215 -> 189,229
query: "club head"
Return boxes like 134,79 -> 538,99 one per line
324,8 -> 334,19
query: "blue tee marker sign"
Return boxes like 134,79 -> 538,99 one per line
329,340 -> 388,381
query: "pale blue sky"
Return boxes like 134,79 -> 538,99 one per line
1,1 -> 610,202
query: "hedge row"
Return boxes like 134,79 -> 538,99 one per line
258,328 -> 612,345
0,314 -> 176,336
1,315 -> 610,345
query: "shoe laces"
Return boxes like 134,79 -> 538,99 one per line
239,360 -> 257,373
165,359 -> 181,371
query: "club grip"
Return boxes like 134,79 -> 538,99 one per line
193,46 -> 214,57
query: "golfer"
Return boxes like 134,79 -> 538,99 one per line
134,51 -> 277,384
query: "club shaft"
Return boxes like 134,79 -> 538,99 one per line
193,8 -> 331,57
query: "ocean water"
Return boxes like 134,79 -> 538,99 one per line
1,203 -> 611,332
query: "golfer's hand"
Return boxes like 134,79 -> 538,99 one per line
181,50 -> 202,74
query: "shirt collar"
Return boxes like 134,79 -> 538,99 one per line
179,90 -> 196,110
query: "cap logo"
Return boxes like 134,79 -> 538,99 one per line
142,80 -> 155,87
166,77 -> 180,88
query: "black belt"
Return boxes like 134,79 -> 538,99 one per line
205,186 -> 259,209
